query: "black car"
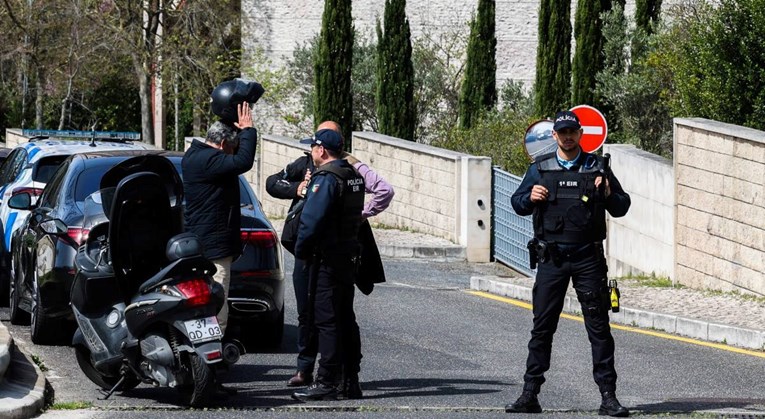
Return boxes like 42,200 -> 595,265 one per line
7,150 -> 284,347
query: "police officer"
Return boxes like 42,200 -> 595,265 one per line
265,139 -> 316,388
291,128 -> 365,401
506,111 -> 631,417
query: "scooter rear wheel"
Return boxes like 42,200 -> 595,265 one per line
74,345 -> 140,391
186,353 -> 216,407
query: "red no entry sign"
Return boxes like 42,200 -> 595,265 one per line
570,105 -> 608,153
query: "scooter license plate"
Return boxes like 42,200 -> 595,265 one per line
183,316 -> 222,343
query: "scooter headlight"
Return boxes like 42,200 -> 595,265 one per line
106,310 -> 120,328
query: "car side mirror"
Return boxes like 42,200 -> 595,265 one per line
8,192 -> 33,210
39,218 -> 68,235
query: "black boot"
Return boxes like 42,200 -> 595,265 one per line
599,391 -> 629,417
339,375 -> 362,400
505,390 -> 542,413
292,381 -> 338,401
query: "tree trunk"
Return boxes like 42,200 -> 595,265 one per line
135,57 -> 154,145
35,66 -> 43,129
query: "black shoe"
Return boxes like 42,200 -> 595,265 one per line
339,376 -> 363,400
292,382 -> 338,401
505,390 -> 542,413
599,392 -> 629,417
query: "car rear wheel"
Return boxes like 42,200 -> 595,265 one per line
30,280 -> 66,345
8,264 -> 30,325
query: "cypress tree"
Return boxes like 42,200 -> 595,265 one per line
376,0 -> 416,141
572,0 -> 613,106
534,0 -> 572,118
458,0 -> 497,129
314,0 -> 354,144
633,0 -> 661,59
635,0 -> 662,34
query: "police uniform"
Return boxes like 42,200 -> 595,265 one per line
509,142 -> 631,414
294,156 -> 365,398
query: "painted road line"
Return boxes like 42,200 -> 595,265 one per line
467,290 -> 765,359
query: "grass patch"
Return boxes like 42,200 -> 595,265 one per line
617,272 -> 675,288
30,354 -> 48,372
51,401 -> 94,410
702,289 -> 765,304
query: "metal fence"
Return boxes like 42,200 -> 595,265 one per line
492,166 -> 535,276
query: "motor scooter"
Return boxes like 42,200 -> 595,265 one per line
70,155 -> 232,407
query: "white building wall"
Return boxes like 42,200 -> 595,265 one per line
603,144 -> 674,280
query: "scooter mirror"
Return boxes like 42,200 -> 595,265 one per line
523,119 -> 556,162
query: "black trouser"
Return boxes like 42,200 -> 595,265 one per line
523,243 -> 617,394
293,257 -> 318,374
311,258 -> 361,384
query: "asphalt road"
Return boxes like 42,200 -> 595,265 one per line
3,256 -> 765,418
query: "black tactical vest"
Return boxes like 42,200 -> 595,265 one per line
316,160 -> 365,250
533,152 -> 607,243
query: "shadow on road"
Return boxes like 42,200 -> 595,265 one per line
633,398 -> 765,414
359,377 -> 509,399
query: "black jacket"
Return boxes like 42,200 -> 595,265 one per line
265,153 -> 315,212
182,127 -> 257,260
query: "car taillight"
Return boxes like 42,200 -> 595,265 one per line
67,228 -> 90,245
176,278 -> 211,307
11,187 -> 44,197
240,230 -> 277,248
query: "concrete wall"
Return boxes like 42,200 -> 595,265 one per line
603,144 -> 674,279
253,132 -> 492,262
352,132 -> 491,262
673,118 -> 765,295
5,130 -> 26,148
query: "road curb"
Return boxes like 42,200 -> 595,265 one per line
0,321 -> 50,419
470,276 -> 765,351
378,244 -> 466,261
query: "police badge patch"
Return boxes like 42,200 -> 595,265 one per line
311,183 -> 320,193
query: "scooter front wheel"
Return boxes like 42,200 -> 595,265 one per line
74,345 -> 140,391
185,352 -> 216,407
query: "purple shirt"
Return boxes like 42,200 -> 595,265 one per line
353,161 -> 394,219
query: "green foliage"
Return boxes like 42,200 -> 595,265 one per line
572,0 -> 609,107
535,0 -> 572,118
376,0 -> 416,141
433,85 -> 535,176
635,0 -> 662,33
287,31 -> 378,134
632,0 -> 662,59
654,0 -> 765,132
314,0 -> 354,144
353,32 -> 379,132
411,27 -> 467,143
458,0 -> 497,129
595,4 -> 672,157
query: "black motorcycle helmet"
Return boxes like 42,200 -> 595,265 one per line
210,78 -> 265,124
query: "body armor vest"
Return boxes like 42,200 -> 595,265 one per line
533,152 -> 607,243
316,161 -> 365,250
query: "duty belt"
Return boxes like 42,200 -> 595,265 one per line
527,240 -> 598,268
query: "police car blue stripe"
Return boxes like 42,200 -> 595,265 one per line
28,147 -> 41,160
4,212 -> 18,250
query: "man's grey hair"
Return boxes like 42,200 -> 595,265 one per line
206,121 -> 238,145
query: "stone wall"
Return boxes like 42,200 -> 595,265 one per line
603,144 -> 674,280
673,118 -> 765,295
255,131 -> 492,262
